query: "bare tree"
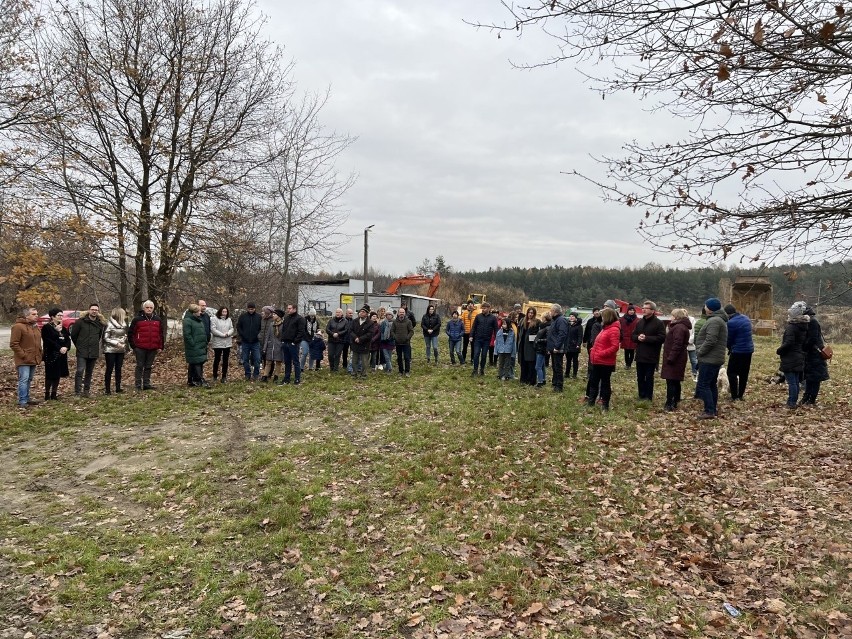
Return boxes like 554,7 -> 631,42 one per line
27,0 -> 292,314
0,0 -> 42,134
260,90 -> 355,296
483,1 -> 852,264
0,0 -> 50,191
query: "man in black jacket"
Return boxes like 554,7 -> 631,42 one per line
278,304 -> 308,385
326,308 -> 349,372
470,302 -> 497,376
546,304 -> 569,392
237,303 -> 262,380
631,300 -> 666,401
350,306 -> 376,378
343,308 -> 354,372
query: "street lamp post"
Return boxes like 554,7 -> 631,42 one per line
363,225 -> 374,308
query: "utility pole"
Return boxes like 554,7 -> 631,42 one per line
363,225 -> 374,308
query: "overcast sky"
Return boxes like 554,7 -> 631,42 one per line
258,0 -> 692,276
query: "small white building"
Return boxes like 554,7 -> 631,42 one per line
297,278 -> 372,316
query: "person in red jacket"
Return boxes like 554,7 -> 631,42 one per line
128,300 -> 165,390
619,304 -> 638,368
586,308 -> 620,411
660,308 -> 692,412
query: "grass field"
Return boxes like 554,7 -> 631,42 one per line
0,336 -> 849,638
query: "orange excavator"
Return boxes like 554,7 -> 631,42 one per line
384,273 -> 441,298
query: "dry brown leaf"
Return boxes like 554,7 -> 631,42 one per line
753,20 -> 764,45
765,598 -> 787,614
521,601 -> 544,617
717,63 -> 731,81
406,612 -> 424,627
820,21 -> 837,41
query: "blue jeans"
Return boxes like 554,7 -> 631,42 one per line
535,353 -> 546,384
282,342 -> 301,383
424,334 -> 439,360
383,348 -> 394,371
17,365 -> 35,406
687,350 -> 698,375
784,372 -> 801,407
298,340 -> 310,369
241,342 -> 261,379
696,362 -> 721,415
472,340 -> 489,372
448,339 -> 461,363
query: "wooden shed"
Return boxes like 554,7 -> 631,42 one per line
719,276 -> 775,335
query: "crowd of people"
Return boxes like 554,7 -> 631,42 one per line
9,295 -> 830,417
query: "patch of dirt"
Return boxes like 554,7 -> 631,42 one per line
0,412 -> 319,526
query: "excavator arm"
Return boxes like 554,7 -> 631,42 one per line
384,273 -> 441,297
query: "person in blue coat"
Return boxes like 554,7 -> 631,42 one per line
445,311 -> 464,364
724,303 -> 754,401
494,318 -> 517,380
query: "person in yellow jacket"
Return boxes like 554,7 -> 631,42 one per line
459,300 -> 479,365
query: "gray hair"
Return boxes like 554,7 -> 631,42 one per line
643,300 -> 657,311
550,303 -> 563,315
142,300 -> 154,309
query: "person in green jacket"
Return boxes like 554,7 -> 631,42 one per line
694,298 -> 729,419
183,303 -> 210,387
70,303 -> 106,397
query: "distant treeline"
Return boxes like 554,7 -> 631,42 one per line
456,262 -> 852,309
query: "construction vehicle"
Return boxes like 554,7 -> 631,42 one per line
384,273 -> 441,298
522,300 -> 553,318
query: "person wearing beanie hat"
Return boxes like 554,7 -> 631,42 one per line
777,303 -> 810,408
694,297 -> 729,419
603,300 -> 618,311
725,303 -> 754,402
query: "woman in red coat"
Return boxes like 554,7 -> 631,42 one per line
587,308 -> 621,411
660,309 -> 692,412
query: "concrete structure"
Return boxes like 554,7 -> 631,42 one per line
297,278 -> 372,316
719,276 -> 775,335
